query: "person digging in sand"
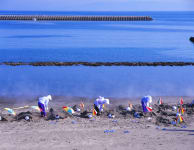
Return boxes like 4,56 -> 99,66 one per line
141,95 -> 152,113
38,95 -> 52,117
94,96 -> 109,116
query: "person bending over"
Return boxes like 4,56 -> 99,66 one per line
94,96 -> 109,116
141,95 -> 152,113
38,95 -> 52,117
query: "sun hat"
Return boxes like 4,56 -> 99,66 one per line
47,95 -> 52,101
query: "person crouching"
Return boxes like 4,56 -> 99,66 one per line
94,96 -> 109,116
141,95 -> 152,113
38,95 -> 52,117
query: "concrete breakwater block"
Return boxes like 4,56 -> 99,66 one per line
0,15 -> 153,21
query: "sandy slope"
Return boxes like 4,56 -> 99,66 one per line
0,96 -> 194,150
0,117 -> 194,150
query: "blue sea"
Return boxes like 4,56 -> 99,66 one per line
0,11 -> 194,98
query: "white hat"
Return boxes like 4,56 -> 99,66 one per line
47,95 -> 52,101
99,96 -> 104,99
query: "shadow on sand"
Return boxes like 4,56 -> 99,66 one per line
162,128 -> 194,135
163,129 -> 194,132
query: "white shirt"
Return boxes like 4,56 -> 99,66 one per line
38,96 -> 50,110
141,96 -> 152,107
94,97 -> 109,111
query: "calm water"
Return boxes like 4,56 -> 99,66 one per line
0,11 -> 194,98
0,11 -> 194,62
0,66 -> 194,98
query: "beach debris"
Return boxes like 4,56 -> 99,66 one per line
13,105 -> 29,110
1,97 -> 193,127
134,112 -> 140,118
147,117 -> 152,122
158,103 -> 172,111
16,111 -> 32,121
92,108 -> 97,116
4,108 -> 16,116
178,106 -> 185,115
108,113 -> 115,119
80,102 -> 85,111
63,106 -> 75,115
171,120 -> 176,125
176,113 -> 184,124
0,115 -> 7,121
94,96 -> 110,116
158,97 -> 163,105
129,103 -> 133,109
124,130 -> 129,134
112,120 -> 118,123
156,116 -> 170,125
80,111 -> 89,118
47,108 -> 64,121
156,126 -> 160,130
55,115 -> 60,120
172,106 -> 177,111
181,125 -> 187,128
47,108 -> 56,120
72,105 -> 81,112
31,106 -> 41,112
104,129 -> 115,133
159,110 -> 176,117
25,116 -> 30,121
88,114 -> 93,118
141,95 -> 152,113
146,106 -> 152,112
76,108 -> 81,112
179,97 -> 184,105
72,120 -> 76,124
132,120 -> 139,123
126,106 -> 132,112
118,105 -> 126,111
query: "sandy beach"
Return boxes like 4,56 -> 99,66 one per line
0,96 -> 194,150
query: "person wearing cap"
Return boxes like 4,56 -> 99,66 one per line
38,95 -> 52,117
94,96 -> 110,116
141,95 -> 152,113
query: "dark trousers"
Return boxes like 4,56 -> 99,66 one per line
141,101 -> 148,113
38,102 -> 46,117
94,104 -> 100,116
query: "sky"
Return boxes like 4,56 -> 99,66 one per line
0,0 -> 194,11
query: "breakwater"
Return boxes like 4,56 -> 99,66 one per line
1,62 -> 194,66
0,15 -> 153,21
